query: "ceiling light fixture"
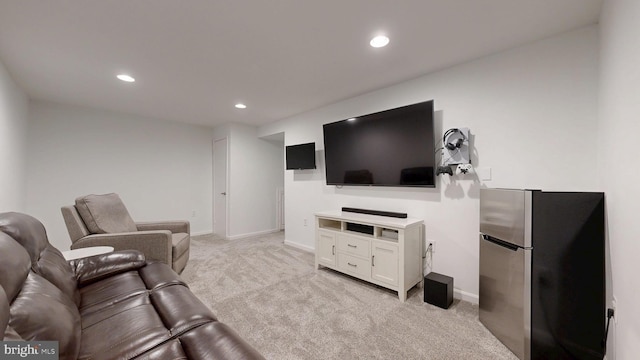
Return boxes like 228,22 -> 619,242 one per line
235,103 -> 247,109
370,35 -> 390,48
116,74 -> 135,82
347,118 -> 357,121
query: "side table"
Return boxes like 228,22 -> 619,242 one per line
62,246 -> 115,261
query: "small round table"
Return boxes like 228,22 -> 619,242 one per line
62,246 -> 115,261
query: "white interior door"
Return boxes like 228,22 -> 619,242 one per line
213,138 -> 228,238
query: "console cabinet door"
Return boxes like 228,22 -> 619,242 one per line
317,230 -> 337,267
371,240 -> 399,286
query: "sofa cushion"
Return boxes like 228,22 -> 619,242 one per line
180,322 -> 265,359
139,262 -> 187,290
133,339 -> 188,359
75,193 -> 138,234
3,325 -> 23,341
78,292 -> 171,360
172,232 -> 190,258
9,272 -> 81,360
78,271 -> 148,315
150,285 -> 217,334
0,212 -> 50,262
36,246 -> 81,305
0,212 -> 80,306
1,286 -> 9,339
0,232 -> 31,302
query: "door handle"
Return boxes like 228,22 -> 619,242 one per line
221,192 -> 227,195
372,255 -> 375,266
482,234 -> 520,251
332,245 -> 335,255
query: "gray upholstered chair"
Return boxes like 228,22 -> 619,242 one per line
61,193 -> 190,274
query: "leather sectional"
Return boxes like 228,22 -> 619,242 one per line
0,212 -> 264,360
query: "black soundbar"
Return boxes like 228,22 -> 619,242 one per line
341,207 -> 407,219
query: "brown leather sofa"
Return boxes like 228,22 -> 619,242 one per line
0,212 -> 264,360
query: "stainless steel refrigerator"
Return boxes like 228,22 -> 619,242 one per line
479,188 -> 605,360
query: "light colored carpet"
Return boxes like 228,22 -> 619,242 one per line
180,232 -> 518,360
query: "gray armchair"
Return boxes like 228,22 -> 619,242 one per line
61,193 -> 190,274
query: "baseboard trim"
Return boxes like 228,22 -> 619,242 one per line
284,239 -> 315,253
455,288 -> 479,304
227,228 -> 281,240
192,231 -> 213,237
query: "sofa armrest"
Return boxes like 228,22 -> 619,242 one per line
70,250 -> 146,287
136,220 -> 190,234
71,231 -> 172,265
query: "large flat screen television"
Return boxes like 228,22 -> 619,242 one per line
286,142 -> 316,170
323,100 -> 435,187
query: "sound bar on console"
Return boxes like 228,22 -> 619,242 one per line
342,207 -> 407,219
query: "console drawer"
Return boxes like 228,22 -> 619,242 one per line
337,253 -> 370,278
337,235 -> 370,258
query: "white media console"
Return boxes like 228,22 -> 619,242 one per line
315,210 -> 424,302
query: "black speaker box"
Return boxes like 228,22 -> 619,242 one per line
424,272 -> 453,309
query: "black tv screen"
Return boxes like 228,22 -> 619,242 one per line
323,100 -> 435,187
286,142 -> 316,170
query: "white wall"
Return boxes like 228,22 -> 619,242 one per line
213,123 -> 284,239
259,26 -> 600,302
26,100 -> 213,249
0,59 -> 29,212
599,0 -> 640,357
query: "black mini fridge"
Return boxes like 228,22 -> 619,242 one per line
479,189 -> 605,360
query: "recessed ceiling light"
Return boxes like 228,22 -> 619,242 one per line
370,35 -> 390,48
116,74 -> 135,82
347,118 -> 357,121
235,103 -> 247,109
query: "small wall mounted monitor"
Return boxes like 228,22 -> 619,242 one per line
286,142 -> 316,170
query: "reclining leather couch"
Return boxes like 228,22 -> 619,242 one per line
0,212 -> 264,360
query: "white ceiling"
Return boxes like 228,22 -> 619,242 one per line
0,0 -> 603,127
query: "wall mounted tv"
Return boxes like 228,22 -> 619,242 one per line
286,142 -> 316,170
323,100 -> 435,187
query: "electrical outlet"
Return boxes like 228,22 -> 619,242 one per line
191,210 -> 196,218
612,296 -> 617,325
303,219 -> 308,227
427,240 -> 436,253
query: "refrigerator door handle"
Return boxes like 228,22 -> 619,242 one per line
482,234 -> 520,251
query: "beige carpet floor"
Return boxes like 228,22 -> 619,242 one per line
180,232 -> 518,360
